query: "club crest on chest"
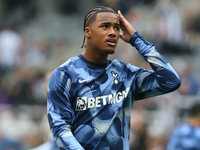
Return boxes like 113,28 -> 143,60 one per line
111,71 -> 119,84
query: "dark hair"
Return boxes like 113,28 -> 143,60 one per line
188,103 -> 200,118
81,6 -> 117,48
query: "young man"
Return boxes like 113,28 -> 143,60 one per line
47,6 -> 181,150
167,103 -> 200,150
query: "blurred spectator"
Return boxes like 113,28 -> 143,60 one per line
1,0 -> 38,26
48,39 -> 68,59
177,62 -> 199,95
25,37 -> 49,68
0,138 -> 26,150
0,26 -> 22,73
16,36 -> 50,68
0,106 -> 39,149
118,0 -> 155,15
190,5 -> 200,33
191,16 -> 200,32
0,76 -> 12,104
16,36 -> 29,66
129,110 -> 147,150
155,0 -> 183,44
118,0 -> 136,14
30,140 -> 58,150
95,0 -> 119,11
131,91 -> 182,149
167,102 -> 200,150
30,115 -> 58,150
126,6 -> 147,34
30,71 -> 46,104
30,72 -> 59,150
154,0 -> 191,54
2,67 -> 33,105
54,0 -> 79,14
139,0 -> 156,5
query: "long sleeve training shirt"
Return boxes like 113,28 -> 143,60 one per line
47,32 -> 181,150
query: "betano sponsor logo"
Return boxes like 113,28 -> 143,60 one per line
75,87 -> 130,111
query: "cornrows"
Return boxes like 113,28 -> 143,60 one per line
81,6 -> 117,48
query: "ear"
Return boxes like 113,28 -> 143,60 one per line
84,27 -> 90,38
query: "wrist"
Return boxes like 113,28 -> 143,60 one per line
129,31 -> 139,44
129,32 -> 154,55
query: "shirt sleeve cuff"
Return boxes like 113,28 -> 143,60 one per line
129,31 -> 139,44
129,32 -> 151,47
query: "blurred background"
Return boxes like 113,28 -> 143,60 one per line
0,0 -> 200,149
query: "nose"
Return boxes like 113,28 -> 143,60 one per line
108,27 -> 116,37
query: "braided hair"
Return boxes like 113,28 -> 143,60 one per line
81,6 -> 117,48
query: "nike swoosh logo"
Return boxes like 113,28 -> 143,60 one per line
79,78 -> 91,83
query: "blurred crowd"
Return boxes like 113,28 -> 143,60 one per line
0,0 -> 200,149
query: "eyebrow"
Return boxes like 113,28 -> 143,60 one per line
100,22 -> 120,26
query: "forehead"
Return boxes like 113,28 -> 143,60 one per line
95,12 -> 119,24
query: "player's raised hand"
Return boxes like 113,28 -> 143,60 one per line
117,10 -> 136,43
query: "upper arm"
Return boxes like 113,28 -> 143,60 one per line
131,65 -> 180,100
47,69 -> 75,137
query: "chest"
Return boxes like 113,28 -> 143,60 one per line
70,68 -> 130,111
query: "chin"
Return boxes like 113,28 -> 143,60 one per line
105,49 -> 115,55
104,47 -> 116,54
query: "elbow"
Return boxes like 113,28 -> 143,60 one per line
159,76 -> 181,93
173,77 -> 181,90
168,77 -> 181,92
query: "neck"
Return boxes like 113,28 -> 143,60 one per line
82,46 -> 108,64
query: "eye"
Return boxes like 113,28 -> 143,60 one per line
102,25 -> 108,28
114,26 -> 120,31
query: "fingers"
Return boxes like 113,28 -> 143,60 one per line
117,10 -> 136,42
117,10 -> 126,31
117,10 -> 125,23
117,10 -> 128,32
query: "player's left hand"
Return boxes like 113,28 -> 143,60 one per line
117,10 -> 136,43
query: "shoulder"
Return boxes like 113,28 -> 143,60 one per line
53,55 -> 83,76
49,56 -> 81,88
110,59 -> 139,71
58,55 -> 81,71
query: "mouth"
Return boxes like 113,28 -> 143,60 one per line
106,38 -> 117,46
